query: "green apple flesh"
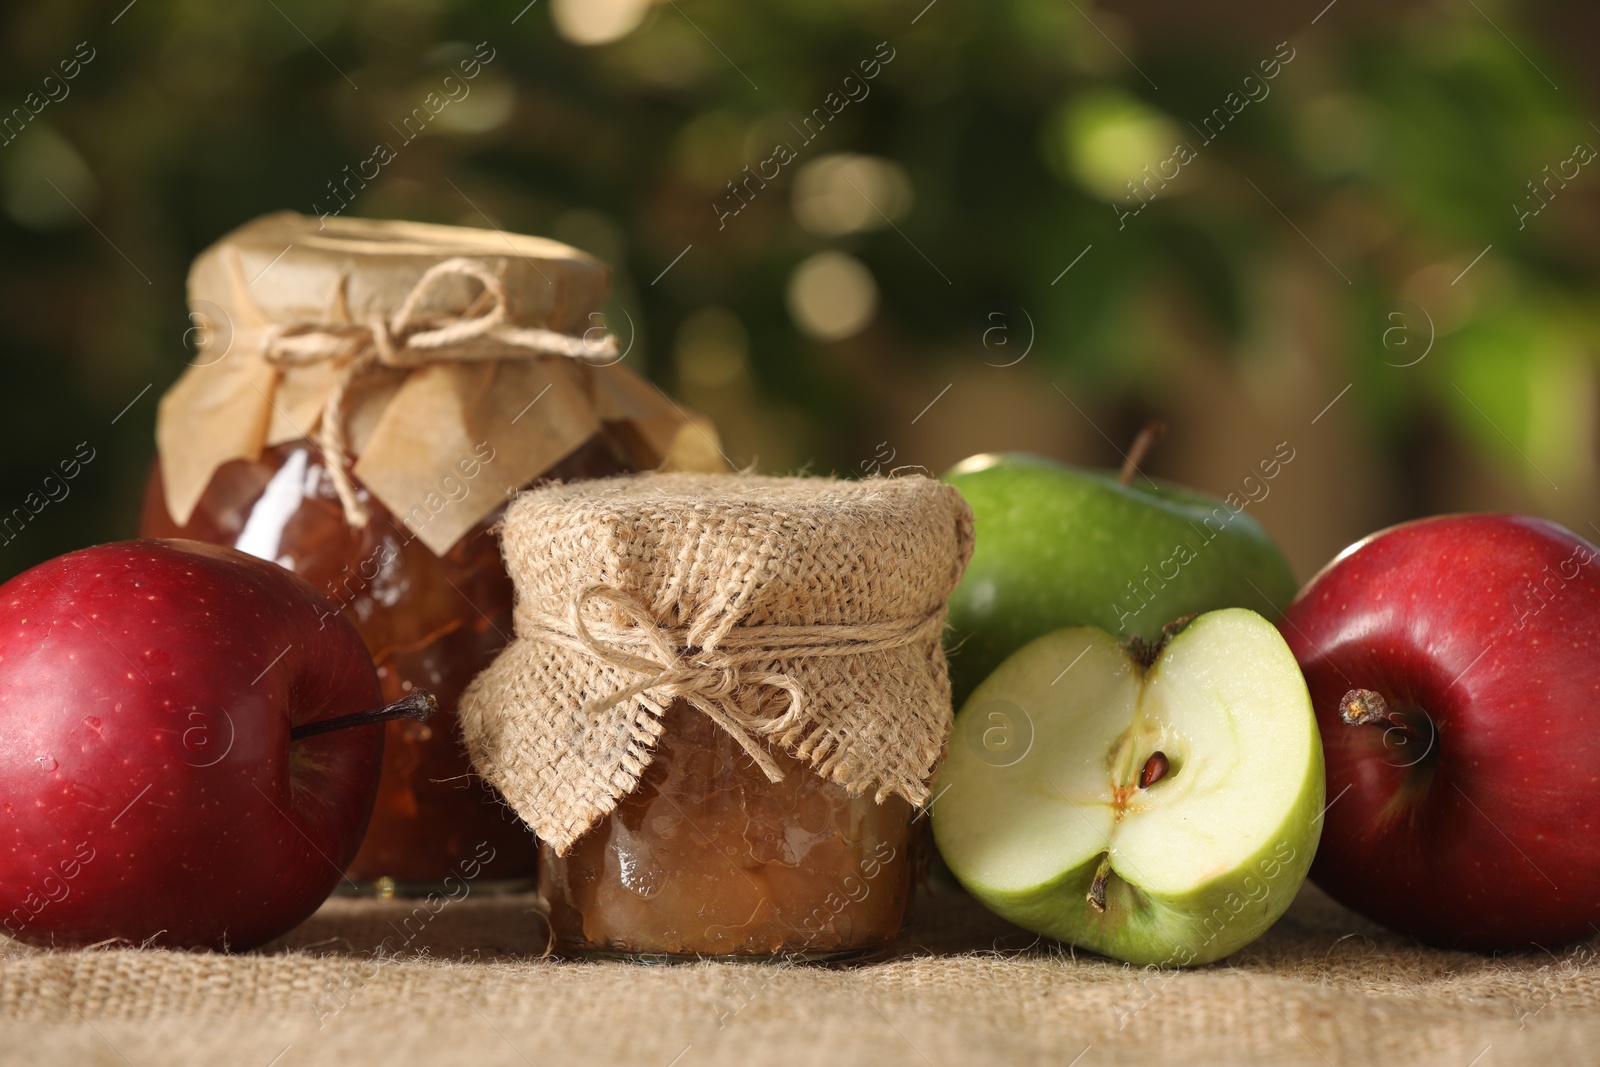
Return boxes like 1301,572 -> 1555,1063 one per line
932,608 -> 1323,967
943,452 -> 1299,704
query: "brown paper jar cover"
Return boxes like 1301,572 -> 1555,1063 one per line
155,211 -> 722,555
142,212 -> 723,887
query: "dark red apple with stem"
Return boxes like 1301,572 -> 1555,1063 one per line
1279,514 -> 1600,950
0,540 -> 434,950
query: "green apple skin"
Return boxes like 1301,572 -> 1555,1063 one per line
943,452 -> 1299,705
932,611 -> 1324,967
973,812 -> 1319,969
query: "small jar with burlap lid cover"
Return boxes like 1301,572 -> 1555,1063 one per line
460,471 -> 974,959
140,211 -> 723,894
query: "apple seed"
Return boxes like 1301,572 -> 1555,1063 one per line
1139,752 -> 1170,789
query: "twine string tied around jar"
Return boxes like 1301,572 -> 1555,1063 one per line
256,257 -> 619,528
528,582 -> 948,784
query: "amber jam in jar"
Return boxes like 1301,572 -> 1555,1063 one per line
540,701 -> 914,960
141,433 -> 636,891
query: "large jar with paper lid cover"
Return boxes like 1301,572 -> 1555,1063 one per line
140,211 -> 723,893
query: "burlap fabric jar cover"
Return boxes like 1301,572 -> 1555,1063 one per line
460,472 -> 975,855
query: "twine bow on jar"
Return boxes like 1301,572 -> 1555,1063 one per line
456,471 -> 975,852
529,583 -> 948,784
256,257 -> 618,527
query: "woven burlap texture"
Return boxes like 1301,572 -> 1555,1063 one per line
3,885 -> 1598,1067
459,472 -> 975,854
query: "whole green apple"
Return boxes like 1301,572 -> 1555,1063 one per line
932,608 -> 1324,966
943,451 -> 1298,704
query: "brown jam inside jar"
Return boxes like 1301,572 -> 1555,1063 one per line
140,432 -> 637,890
540,700 -> 914,960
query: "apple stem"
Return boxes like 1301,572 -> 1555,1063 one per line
1087,854 -> 1114,912
290,689 -> 438,742
1118,419 -> 1167,487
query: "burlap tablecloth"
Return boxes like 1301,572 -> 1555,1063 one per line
2,881 -> 1596,1066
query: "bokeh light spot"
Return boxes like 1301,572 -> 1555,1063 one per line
787,252 -> 877,342
1049,90 -> 1180,202
792,154 -> 913,237
2,125 -> 97,231
552,0 -> 653,46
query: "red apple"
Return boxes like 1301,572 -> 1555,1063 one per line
0,539 -> 431,950
1279,514 -> 1600,950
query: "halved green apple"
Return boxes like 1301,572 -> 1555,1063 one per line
932,608 -> 1323,966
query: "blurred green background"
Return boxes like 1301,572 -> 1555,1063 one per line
2,0 -> 1596,583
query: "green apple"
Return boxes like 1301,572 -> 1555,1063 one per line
931,608 -> 1323,967
943,452 -> 1299,705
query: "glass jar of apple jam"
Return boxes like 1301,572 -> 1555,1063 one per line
140,434 -> 637,889
460,472 -> 975,960
144,212 -> 718,893
540,700 -> 913,959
